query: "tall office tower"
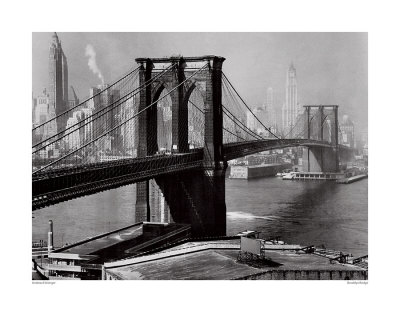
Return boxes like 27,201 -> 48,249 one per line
33,88 -> 57,140
64,106 -> 94,151
340,115 -> 355,148
120,96 -> 137,155
282,63 -> 298,137
246,109 -> 257,132
266,87 -> 278,132
65,111 -> 81,150
89,85 -> 122,154
48,32 -> 69,132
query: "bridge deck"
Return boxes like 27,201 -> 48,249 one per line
32,139 -> 352,210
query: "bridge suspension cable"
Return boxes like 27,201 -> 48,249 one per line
222,105 -> 264,140
32,66 -> 141,132
221,77 -> 261,142
32,63 -> 176,153
188,85 -> 250,143
188,100 -> 246,142
222,126 -> 246,142
221,72 -> 281,140
33,63 -> 208,174
187,84 -> 256,142
283,113 -> 312,139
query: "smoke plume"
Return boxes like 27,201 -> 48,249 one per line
85,44 -> 105,85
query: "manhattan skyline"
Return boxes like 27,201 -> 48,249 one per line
32,32 -> 368,135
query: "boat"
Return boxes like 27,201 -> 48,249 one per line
276,169 -> 292,177
282,172 -> 296,180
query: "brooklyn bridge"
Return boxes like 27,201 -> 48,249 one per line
32,55 -> 353,236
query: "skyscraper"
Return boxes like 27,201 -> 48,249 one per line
33,89 -> 57,140
266,87 -> 277,132
282,63 -> 298,136
88,85 -> 122,154
48,32 -> 69,132
340,115 -> 355,148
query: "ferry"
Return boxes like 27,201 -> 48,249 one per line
282,171 -> 296,180
276,169 -> 292,177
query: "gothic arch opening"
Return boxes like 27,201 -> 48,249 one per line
185,83 -> 205,149
153,86 -> 172,153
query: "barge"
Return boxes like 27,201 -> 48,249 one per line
229,163 -> 292,179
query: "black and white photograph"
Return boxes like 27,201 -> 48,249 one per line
2,0 -> 399,318
31,31 -> 368,281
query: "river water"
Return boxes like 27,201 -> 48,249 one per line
32,176 -> 368,257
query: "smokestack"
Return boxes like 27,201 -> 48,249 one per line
48,220 -> 54,253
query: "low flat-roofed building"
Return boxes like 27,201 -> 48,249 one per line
37,222 -> 191,280
103,238 -> 367,280
48,252 -> 100,280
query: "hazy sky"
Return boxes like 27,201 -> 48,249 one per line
32,32 -> 367,132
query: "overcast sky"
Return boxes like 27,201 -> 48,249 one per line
32,32 -> 367,133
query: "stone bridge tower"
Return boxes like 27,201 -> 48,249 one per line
134,56 -> 226,236
303,105 -> 340,172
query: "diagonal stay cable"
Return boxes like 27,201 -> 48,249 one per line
33,64 -> 175,152
288,114 -> 315,139
222,72 -> 281,139
221,126 -> 246,142
33,65 -> 172,150
223,72 -> 280,140
222,109 -> 259,141
189,83 -> 251,141
283,114 -> 302,139
33,63 -> 208,174
222,104 -> 263,140
188,100 -> 247,142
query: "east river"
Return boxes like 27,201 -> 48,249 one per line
32,176 -> 368,257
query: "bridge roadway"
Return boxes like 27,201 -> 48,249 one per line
32,138 -> 350,210
223,138 -> 348,161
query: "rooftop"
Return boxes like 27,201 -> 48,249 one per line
55,223 -> 144,256
104,239 -> 367,280
53,222 -> 190,264
135,55 -> 225,64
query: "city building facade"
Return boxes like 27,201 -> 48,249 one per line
33,89 -> 57,142
282,63 -> 300,137
48,32 -> 69,132
87,85 -> 122,155
265,87 -> 278,135
340,115 -> 355,148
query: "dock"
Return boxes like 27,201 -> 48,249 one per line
336,174 -> 368,184
229,163 -> 291,179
